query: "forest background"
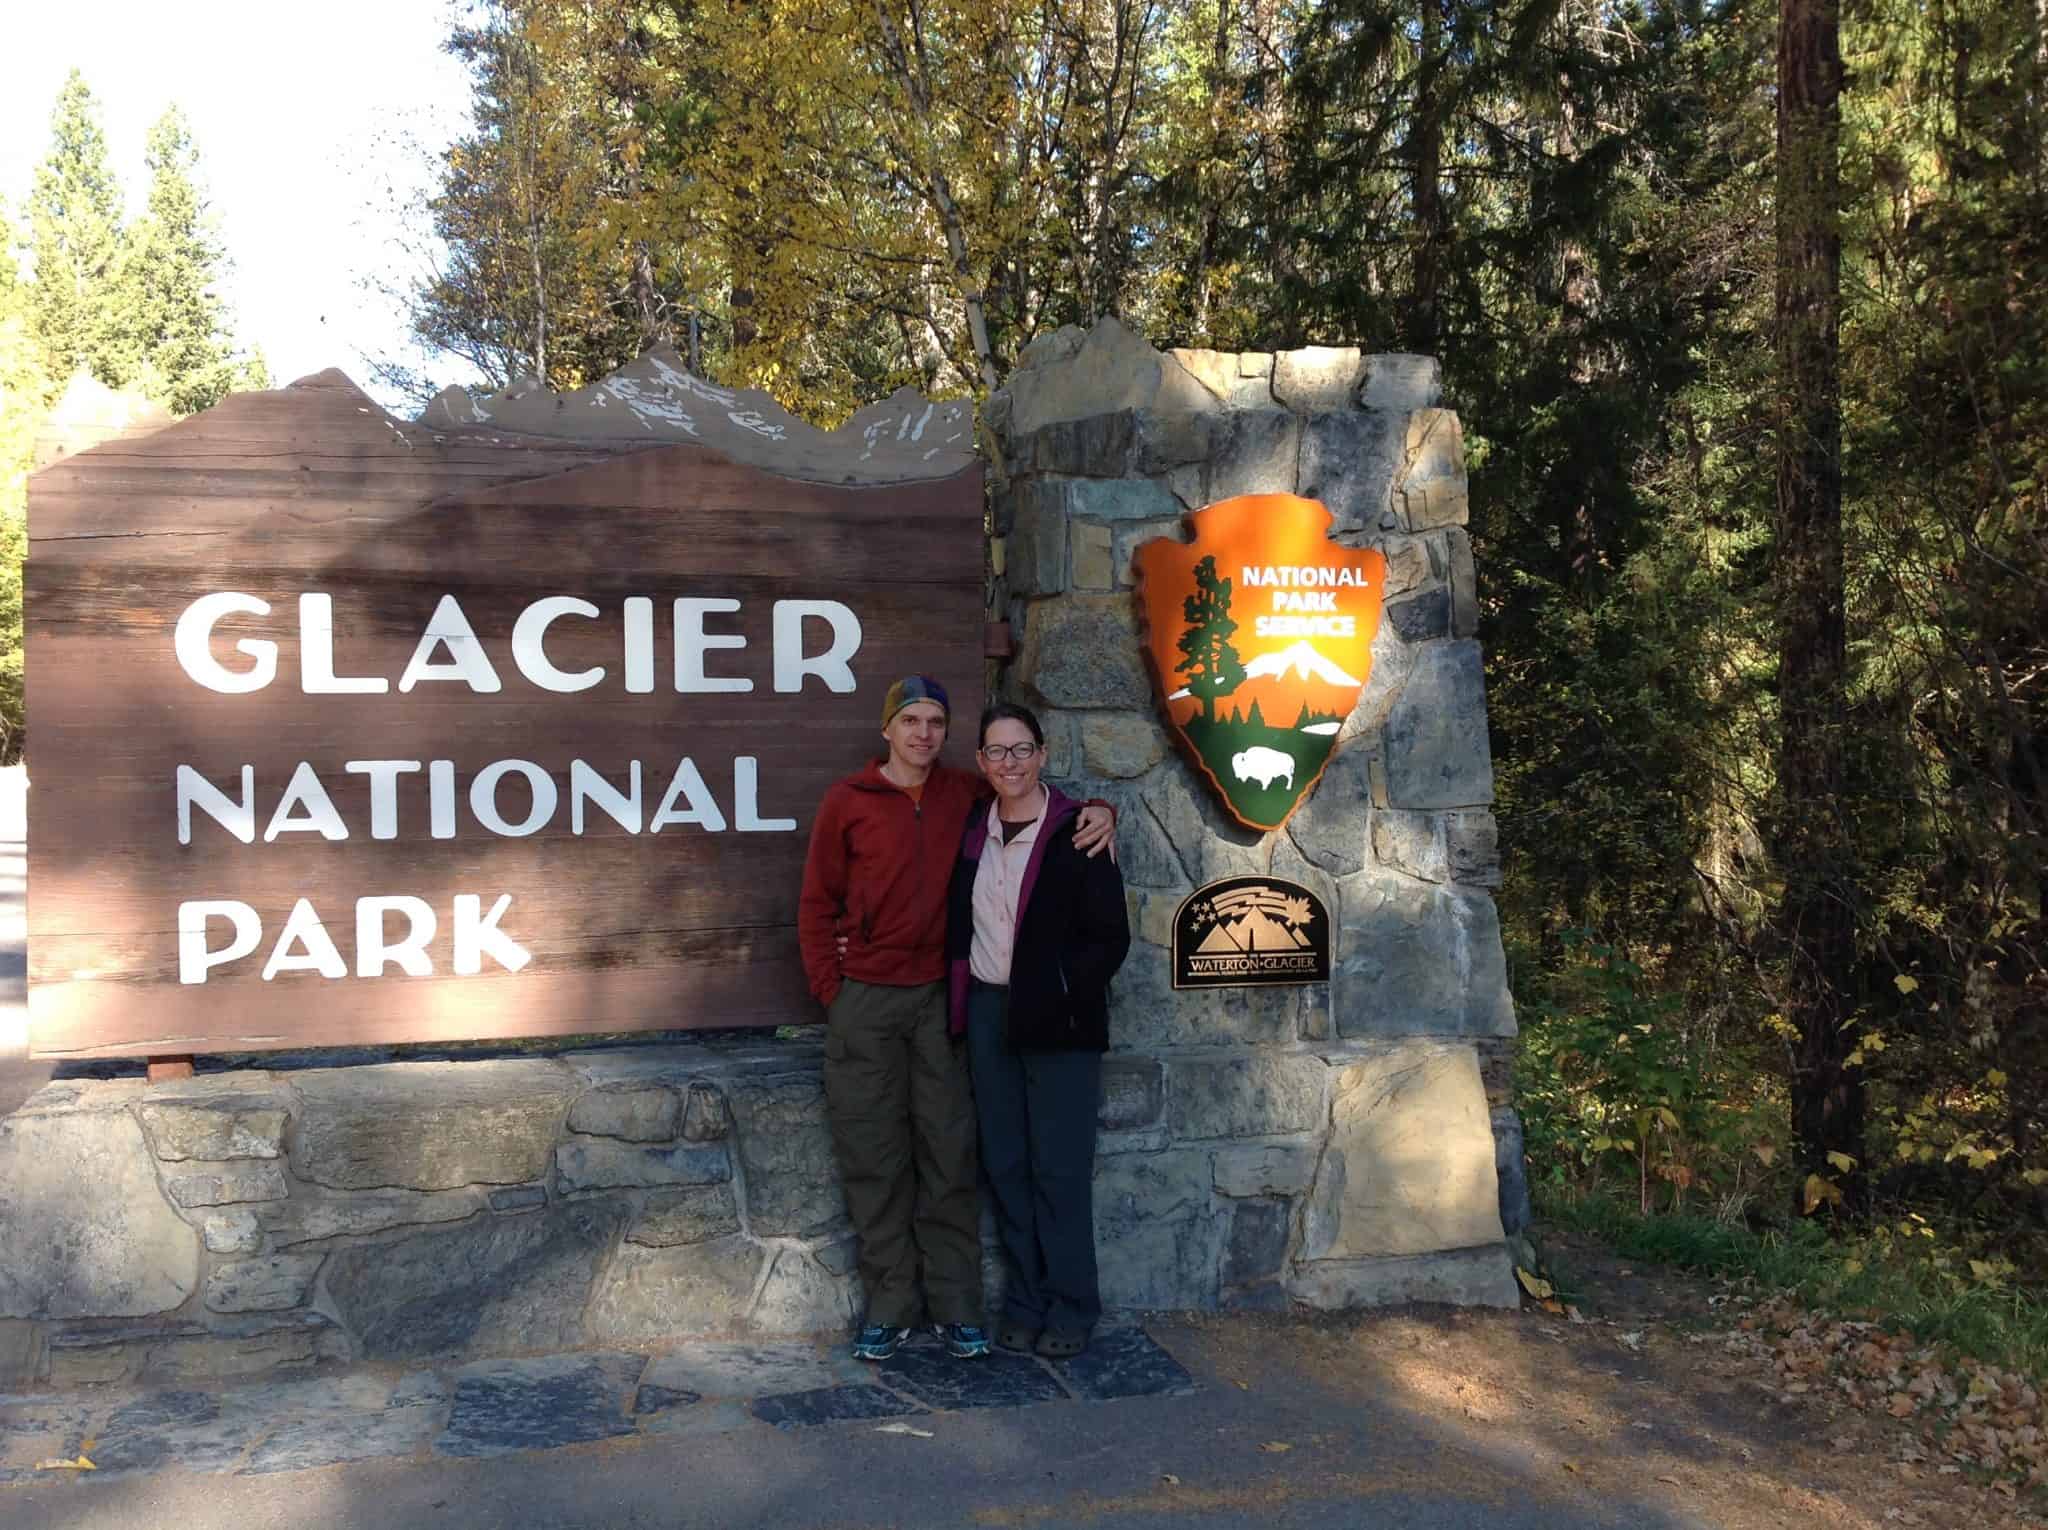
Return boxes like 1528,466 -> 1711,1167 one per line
4,0 -> 2044,1378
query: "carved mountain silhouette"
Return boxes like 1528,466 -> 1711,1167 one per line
1242,640 -> 1361,688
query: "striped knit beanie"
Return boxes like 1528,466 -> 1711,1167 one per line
881,675 -> 950,726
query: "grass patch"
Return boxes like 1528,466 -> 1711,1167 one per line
1539,1182 -> 2048,1382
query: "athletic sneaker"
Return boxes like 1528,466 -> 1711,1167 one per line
852,1323 -> 912,1361
935,1322 -> 992,1359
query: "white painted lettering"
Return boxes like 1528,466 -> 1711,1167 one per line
345,759 -> 421,840
734,755 -> 796,831
649,758 -> 726,832
429,760 -> 457,839
570,760 -> 643,834
174,592 -> 277,694
177,764 -> 255,845
264,761 -> 349,842
772,599 -> 861,693
178,900 -> 261,983
397,594 -> 503,693
468,760 -> 557,837
354,895 -> 437,977
512,596 -> 605,693
623,596 -> 655,693
453,893 -> 531,974
261,898 -> 348,981
298,593 -> 387,694
672,597 -> 751,693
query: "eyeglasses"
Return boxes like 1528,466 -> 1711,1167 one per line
978,743 -> 1042,763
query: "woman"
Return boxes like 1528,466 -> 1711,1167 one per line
946,701 -> 1130,1358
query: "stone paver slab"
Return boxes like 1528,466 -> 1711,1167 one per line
749,1384 -> 925,1431
640,1340 -> 861,1400
435,1353 -> 644,1459
240,1407 -> 441,1475
1051,1326 -> 1197,1401
876,1347 -> 1069,1411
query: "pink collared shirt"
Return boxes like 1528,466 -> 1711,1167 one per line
969,787 -> 1048,985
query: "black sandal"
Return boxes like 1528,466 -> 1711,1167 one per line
1035,1328 -> 1088,1358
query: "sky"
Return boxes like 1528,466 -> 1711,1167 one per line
3,1 -> 484,410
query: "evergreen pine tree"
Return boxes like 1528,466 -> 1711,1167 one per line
1247,697 -> 1265,730
28,71 -> 129,387
120,108 -> 256,414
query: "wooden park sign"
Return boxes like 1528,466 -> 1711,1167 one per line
1133,494 -> 1387,831
25,354 -> 984,1059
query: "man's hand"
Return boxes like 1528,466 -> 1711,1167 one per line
1074,803 -> 1119,864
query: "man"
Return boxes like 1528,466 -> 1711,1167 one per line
799,676 -> 1114,1361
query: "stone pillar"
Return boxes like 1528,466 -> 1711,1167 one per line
986,319 -> 1522,1309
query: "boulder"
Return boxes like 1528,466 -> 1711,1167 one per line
1298,410 -> 1404,533
626,1183 -> 741,1248
1300,1042 -> 1506,1261
289,1061 -> 576,1191
1271,347 -> 1366,412
324,1200 -> 626,1360
1094,1152 -> 1226,1309
725,1076 -> 845,1237
0,1105 -> 199,1320
1359,354 -> 1443,411
1370,809 -> 1446,883
205,1255 -> 324,1314
164,1162 -> 290,1208
1286,746 -> 1373,877
1165,1055 -> 1328,1141
1212,1144 -> 1318,1198
583,1234 -> 764,1344
1082,715 -> 1168,778
259,1187 -> 482,1248
748,1246 -> 859,1334
1004,318 -> 1216,436
1109,944 -> 1307,1051
1014,595 -> 1153,711
1097,1058 -> 1164,1132
1333,871 -> 1516,1037
555,1138 -> 731,1196
566,1086 -> 681,1143
1205,410 -> 1304,502
1289,1245 -> 1518,1309
1445,809 -> 1501,887
136,1101 -> 288,1161
1380,640 -> 1494,809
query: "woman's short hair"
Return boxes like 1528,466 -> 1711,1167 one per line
979,700 -> 1045,749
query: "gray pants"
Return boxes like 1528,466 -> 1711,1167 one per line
824,979 -> 982,1327
965,981 -> 1102,1335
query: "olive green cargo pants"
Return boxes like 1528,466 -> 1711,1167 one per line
823,978 -> 982,1327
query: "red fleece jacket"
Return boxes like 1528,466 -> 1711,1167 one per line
798,762 -> 987,1006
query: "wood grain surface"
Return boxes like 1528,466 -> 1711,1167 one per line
25,375 -> 985,1058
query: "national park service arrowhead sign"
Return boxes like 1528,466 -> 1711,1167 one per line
1134,494 -> 1386,831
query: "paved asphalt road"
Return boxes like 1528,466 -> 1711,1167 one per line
2,1317 -> 1702,1530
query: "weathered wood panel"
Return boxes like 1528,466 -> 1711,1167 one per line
27,375 -> 985,1058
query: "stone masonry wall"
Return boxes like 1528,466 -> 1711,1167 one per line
0,323 -> 1530,1388
0,1044 -> 855,1388
985,319 -> 1527,1311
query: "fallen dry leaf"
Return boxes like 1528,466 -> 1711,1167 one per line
1160,1474 -> 1180,1486
33,1456 -> 95,1472
873,1422 -> 935,1439
1259,1442 -> 1292,1454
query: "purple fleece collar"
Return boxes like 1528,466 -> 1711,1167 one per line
963,785 -> 1079,921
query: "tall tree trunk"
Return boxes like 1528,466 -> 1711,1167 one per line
1773,0 -> 1860,1208
1410,0 -> 1445,357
